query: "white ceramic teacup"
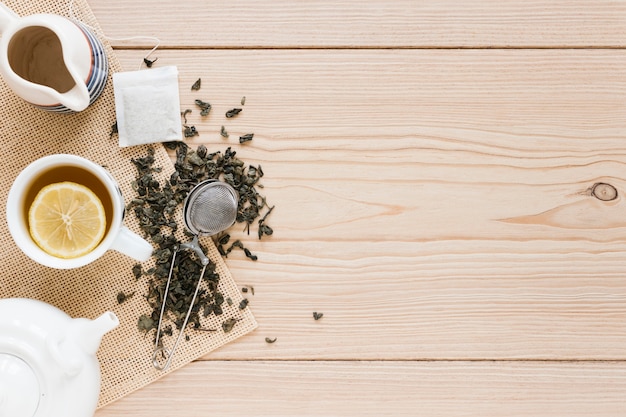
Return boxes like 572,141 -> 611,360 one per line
6,154 -> 153,269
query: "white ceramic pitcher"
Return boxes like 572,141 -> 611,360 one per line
0,3 -> 108,113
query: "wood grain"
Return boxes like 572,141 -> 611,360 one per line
81,1 -> 626,413
109,50 -> 626,361
94,361 -> 626,416
87,0 -> 626,48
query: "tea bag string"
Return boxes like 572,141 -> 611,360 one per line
68,0 -> 161,70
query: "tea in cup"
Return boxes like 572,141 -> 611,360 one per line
6,154 -> 153,269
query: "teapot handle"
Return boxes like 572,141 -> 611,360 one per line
45,335 -> 82,376
0,2 -> 18,33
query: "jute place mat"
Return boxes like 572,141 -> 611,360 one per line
0,0 -> 257,408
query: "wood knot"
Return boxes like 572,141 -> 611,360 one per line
590,182 -> 618,201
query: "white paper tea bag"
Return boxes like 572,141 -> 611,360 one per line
113,66 -> 182,147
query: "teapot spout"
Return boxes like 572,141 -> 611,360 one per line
76,311 -> 119,355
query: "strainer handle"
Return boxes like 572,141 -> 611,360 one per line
179,235 -> 209,266
110,226 -> 153,261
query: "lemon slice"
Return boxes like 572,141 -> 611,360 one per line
28,181 -> 106,258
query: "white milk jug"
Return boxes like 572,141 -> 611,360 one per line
0,3 -> 108,112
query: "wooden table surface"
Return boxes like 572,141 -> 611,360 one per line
91,1 -> 626,415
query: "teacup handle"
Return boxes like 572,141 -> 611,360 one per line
0,3 -> 18,33
110,226 -> 153,262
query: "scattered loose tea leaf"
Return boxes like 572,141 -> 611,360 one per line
117,291 -> 135,304
222,318 -> 238,333
239,133 -> 254,144
239,298 -> 249,309
195,99 -> 212,116
223,239 -> 258,260
313,312 -> 324,320
132,263 -> 143,280
241,285 -> 255,295
138,314 -> 155,332
181,109 -> 192,124
225,108 -> 242,118
265,337 -> 277,343
183,125 -> 199,137
220,125 -> 229,138
130,146 -> 227,345
143,57 -> 158,68
109,122 -> 118,139
241,96 -> 246,105
129,143 -> 276,345
164,143 -> 275,240
258,205 -> 275,239
164,141 -> 180,150
243,248 -> 258,261
191,78 -> 201,91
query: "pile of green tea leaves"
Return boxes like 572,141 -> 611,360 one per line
127,142 -> 274,341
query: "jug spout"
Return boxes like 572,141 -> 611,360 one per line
75,312 -> 119,356
0,3 -> 18,33
57,82 -> 92,112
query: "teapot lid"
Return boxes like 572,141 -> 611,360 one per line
0,353 -> 40,417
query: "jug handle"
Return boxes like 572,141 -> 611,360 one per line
0,3 -> 18,33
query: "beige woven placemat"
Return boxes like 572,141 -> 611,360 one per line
0,0 -> 257,408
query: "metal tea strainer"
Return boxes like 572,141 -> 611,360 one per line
152,179 -> 239,371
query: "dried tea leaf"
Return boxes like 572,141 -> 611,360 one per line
132,264 -> 143,280
181,109 -> 192,124
243,248 -> 258,261
138,314 -> 155,332
191,78 -> 201,91
225,108 -> 242,118
239,133 -> 254,144
143,57 -> 158,67
258,206 -> 274,239
117,291 -> 135,304
129,143 -> 276,344
195,99 -> 211,116
109,122 -> 118,139
184,125 -> 199,137
222,318 -> 238,333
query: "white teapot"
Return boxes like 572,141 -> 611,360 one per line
0,298 -> 119,417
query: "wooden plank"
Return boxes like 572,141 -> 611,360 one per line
87,0 -> 626,48
125,49 -> 626,245
95,360 -> 626,416
107,49 -> 626,360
